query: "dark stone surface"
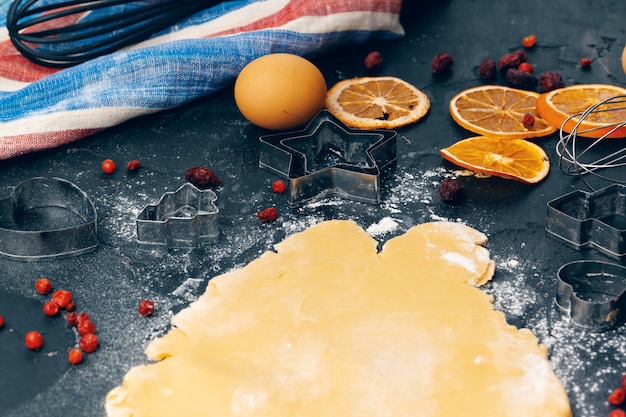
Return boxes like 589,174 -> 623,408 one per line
1,1 -> 626,416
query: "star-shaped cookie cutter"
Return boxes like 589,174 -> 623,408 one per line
546,184 -> 626,260
136,183 -> 219,250
258,110 -> 397,207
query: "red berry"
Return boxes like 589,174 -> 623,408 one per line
138,300 -> 155,317
522,113 -> 535,128
126,159 -> 141,172
364,51 -> 383,71
101,159 -> 116,174
25,331 -> 43,350
271,180 -> 287,194
609,409 -> 626,417
65,300 -> 77,312
608,387 -> 626,405
66,312 -> 78,327
36,277 -> 53,295
580,57 -> 592,68
68,348 -> 83,365
76,312 -> 90,323
257,207 -> 279,223
52,289 -> 72,309
43,300 -> 60,317
522,34 -> 536,48
0,315 -> 4,328
517,62 -> 534,73
79,333 -> 99,353
77,319 -> 96,336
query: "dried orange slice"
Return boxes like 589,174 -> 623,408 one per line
535,84 -> 626,138
449,85 -> 556,139
324,76 -> 430,129
440,136 -> 550,184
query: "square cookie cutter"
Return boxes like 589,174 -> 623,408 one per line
0,177 -> 98,261
259,110 -> 397,207
546,184 -> 626,260
136,183 -> 219,250
555,260 -> 626,331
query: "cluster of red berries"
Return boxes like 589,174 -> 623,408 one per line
34,277 -> 99,364
478,34 -> 591,92
608,374 -> 626,417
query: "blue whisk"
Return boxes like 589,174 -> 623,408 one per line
6,0 -> 224,67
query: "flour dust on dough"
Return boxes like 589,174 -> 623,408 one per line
106,220 -> 571,417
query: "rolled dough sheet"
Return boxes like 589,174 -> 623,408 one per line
106,220 -> 571,417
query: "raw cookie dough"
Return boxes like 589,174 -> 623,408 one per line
106,220 -> 571,417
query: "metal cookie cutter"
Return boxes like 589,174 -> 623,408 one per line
259,110 -> 397,207
136,183 -> 219,250
0,177 -> 98,261
546,184 -> 626,260
555,260 -> 626,331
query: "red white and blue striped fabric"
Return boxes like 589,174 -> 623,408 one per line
0,0 -> 404,160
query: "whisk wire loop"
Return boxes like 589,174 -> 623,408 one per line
556,95 -> 626,189
6,0 -> 223,67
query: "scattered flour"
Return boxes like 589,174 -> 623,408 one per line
366,216 -> 399,236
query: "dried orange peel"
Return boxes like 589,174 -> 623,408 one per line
536,83 -> 626,138
440,136 -> 550,184
450,85 -> 556,139
324,76 -> 430,129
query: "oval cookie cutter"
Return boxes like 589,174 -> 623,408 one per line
0,177 -> 98,261
555,260 -> 626,331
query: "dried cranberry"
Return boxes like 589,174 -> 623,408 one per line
608,387 -> 626,405
432,53 -> 454,75
522,34 -> 536,48
52,290 -> 72,309
43,300 -> 60,317
522,113 -> 535,128
66,312 -> 78,327
257,207 -> 278,223
498,50 -> 527,72
79,333 -> 99,353
138,300 -> 155,317
609,409 -> 626,417
580,57 -> 592,68
25,331 -> 43,350
65,300 -> 77,312
517,62 -> 534,73
184,166 -> 222,189
539,71 -> 565,92
505,68 -> 538,90
77,319 -> 96,336
68,348 -> 83,365
126,159 -> 141,172
478,59 -> 496,80
35,277 -> 53,295
364,51 -> 383,71
439,179 -> 462,203
271,180 -> 287,194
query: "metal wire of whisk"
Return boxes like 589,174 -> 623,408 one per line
6,0 -> 223,67
556,95 -> 626,190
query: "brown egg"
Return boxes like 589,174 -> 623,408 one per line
234,53 -> 327,130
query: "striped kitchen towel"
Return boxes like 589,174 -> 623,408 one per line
0,0 -> 404,160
